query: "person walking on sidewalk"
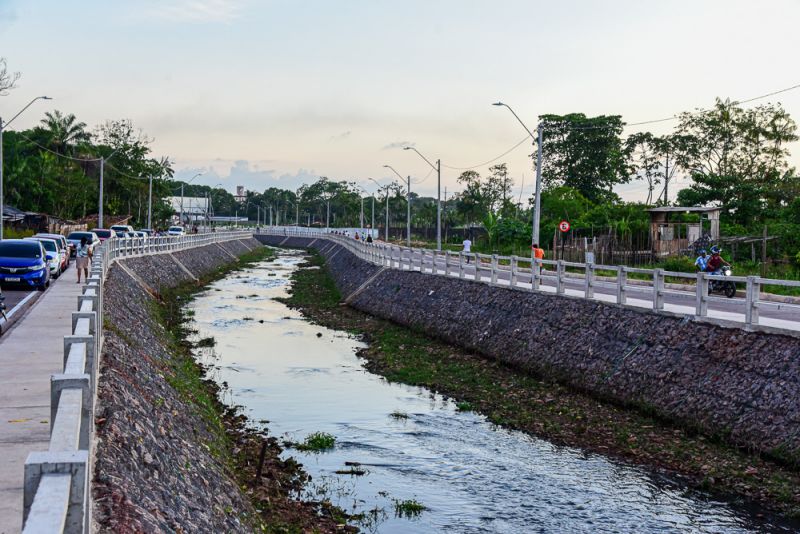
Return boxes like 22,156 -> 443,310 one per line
531,243 -> 545,275
462,236 -> 472,263
75,237 -> 93,284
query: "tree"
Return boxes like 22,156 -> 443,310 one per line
39,111 -> 91,154
674,98 -> 798,225
538,113 -> 629,202
0,57 -> 20,96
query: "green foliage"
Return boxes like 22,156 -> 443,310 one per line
538,113 -> 629,202
393,499 -> 426,517
294,432 -> 336,452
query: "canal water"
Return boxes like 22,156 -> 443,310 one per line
188,249 -> 794,533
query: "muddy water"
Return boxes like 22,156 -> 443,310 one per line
189,250 -> 794,533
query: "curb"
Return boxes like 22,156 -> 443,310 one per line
0,290 -> 42,337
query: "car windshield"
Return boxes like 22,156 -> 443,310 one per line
68,232 -> 94,241
35,240 -> 57,252
169,227 -> 182,231
0,242 -> 42,259
93,230 -> 112,238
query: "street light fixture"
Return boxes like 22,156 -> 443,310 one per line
493,101 -> 544,249
180,172 -> 204,226
368,177 -> 389,241
403,146 -> 442,250
384,165 -> 411,247
1,96 -> 52,239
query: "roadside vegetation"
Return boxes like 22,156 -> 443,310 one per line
281,251 -> 800,519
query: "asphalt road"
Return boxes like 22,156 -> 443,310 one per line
0,261 -> 74,335
400,250 -> 800,329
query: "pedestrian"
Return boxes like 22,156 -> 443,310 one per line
531,243 -> 545,276
75,237 -> 92,284
355,231 -> 360,241
462,236 -> 472,263
366,234 -> 373,244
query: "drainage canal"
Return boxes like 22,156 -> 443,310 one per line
188,249 -> 793,533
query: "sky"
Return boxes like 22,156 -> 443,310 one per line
2,0 -> 800,203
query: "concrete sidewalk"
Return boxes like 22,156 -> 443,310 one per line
0,273 -> 84,534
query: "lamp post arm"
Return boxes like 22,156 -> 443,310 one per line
4,96 -> 51,128
405,147 -> 437,171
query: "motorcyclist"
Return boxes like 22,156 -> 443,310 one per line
694,249 -> 708,272
705,246 -> 730,274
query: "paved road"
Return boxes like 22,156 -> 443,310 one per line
1,263 -> 75,336
391,249 -> 800,331
0,269 -> 84,533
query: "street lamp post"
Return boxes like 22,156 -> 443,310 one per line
0,96 -> 51,239
147,175 -> 153,230
384,165 -> 411,246
179,172 -> 204,228
368,177 -> 389,241
493,102 -> 544,248
403,147 -> 441,250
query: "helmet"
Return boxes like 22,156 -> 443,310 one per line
699,249 -> 706,255
710,246 -> 720,254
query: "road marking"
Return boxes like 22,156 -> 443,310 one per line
3,291 -> 38,320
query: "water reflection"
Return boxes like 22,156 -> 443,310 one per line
189,250 -> 795,533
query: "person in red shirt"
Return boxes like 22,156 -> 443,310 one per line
705,246 -> 730,273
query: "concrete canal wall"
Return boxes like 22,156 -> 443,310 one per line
94,238 -> 262,532
257,234 -> 800,466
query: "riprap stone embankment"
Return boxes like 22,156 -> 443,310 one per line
93,238 -> 263,532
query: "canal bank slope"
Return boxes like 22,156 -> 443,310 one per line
258,235 -> 800,513
93,238 -> 343,532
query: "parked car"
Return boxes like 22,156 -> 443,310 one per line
138,228 -> 153,236
0,239 -> 51,290
110,224 -> 134,234
33,233 -> 70,271
91,228 -> 115,242
66,231 -> 100,256
167,226 -> 185,236
25,237 -> 63,278
133,231 -> 149,240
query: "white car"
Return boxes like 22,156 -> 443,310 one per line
167,226 -> 186,236
25,237 -> 63,278
110,224 -> 134,234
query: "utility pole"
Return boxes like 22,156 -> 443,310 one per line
295,202 -> 299,226
406,176 -> 411,247
100,157 -> 107,228
147,175 -> 153,230
532,123 -> 544,247
179,182 -> 184,228
385,189 -> 390,241
360,195 -> 364,231
326,199 -> 330,231
269,205 -> 273,226
436,159 -> 441,250
663,150 -> 670,205
371,195 -> 375,238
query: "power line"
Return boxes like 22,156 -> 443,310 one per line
10,130 -> 102,163
441,135 -> 530,171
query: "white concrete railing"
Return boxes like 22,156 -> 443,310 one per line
22,230 -> 253,534
259,227 -> 800,330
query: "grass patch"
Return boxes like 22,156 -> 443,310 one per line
196,336 -> 216,347
294,432 -> 336,452
456,401 -> 473,412
393,499 -> 426,518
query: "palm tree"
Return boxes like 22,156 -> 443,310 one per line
40,110 -> 91,154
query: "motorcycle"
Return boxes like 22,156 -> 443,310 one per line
708,266 -> 736,298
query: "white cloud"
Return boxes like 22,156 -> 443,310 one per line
174,160 -> 320,193
382,140 -> 415,150
145,0 -> 246,23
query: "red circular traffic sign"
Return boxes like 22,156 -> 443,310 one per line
559,220 -> 571,233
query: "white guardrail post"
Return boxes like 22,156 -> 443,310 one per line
696,272 -> 709,317
22,230 -> 253,533
745,276 -> 760,326
653,268 -> 665,311
584,262 -> 595,299
616,266 -> 627,305
556,260 -> 565,295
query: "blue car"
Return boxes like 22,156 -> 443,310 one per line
0,239 -> 51,291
